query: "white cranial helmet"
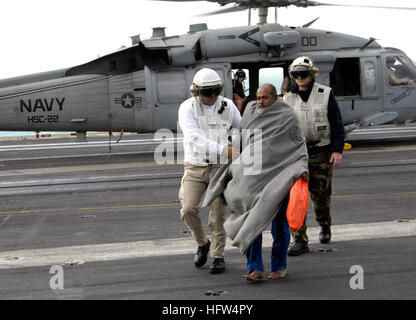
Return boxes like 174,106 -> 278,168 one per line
190,68 -> 223,97
192,68 -> 223,88
289,56 -> 319,78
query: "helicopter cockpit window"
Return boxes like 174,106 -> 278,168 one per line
258,67 -> 284,95
385,56 -> 416,87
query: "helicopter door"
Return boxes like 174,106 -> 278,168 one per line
147,67 -> 189,130
357,56 -> 382,119
381,53 -> 416,122
330,57 -> 380,124
148,63 -> 232,131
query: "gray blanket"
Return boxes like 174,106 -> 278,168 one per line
202,100 -> 309,254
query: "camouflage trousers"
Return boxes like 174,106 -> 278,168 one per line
291,150 -> 334,244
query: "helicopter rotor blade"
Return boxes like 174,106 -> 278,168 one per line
150,0 -> 207,2
150,0 -> 416,17
149,0 -> 235,3
314,2 -> 416,11
196,5 -> 248,16
151,0 -> 416,10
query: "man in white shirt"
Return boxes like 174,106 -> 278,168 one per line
178,68 -> 241,274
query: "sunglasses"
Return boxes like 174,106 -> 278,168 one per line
291,71 -> 311,79
199,86 -> 222,97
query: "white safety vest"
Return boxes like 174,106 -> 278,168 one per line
183,97 -> 235,165
284,82 -> 331,147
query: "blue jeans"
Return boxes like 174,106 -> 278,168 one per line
246,193 -> 290,273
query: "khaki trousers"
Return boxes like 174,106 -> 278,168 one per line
179,163 -> 227,259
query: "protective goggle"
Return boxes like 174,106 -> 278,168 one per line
199,86 -> 222,97
290,70 -> 311,79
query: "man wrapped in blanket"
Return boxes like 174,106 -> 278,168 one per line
202,84 -> 309,280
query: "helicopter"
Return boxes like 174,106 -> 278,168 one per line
0,0 -> 415,139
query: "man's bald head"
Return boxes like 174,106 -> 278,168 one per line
256,83 -> 278,108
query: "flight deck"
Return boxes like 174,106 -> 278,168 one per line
0,126 -> 415,300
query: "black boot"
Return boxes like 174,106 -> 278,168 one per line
194,240 -> 210,267
288,242 -> 309,256
209,258 -> 225,274
319,226 -> 331,244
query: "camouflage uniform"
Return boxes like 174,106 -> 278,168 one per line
292,149 -> 333,243
284,76 -> 345,249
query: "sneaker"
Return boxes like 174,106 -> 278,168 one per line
287,242 -> 309,256
194,240 -> 210,267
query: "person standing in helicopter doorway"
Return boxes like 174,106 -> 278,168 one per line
232,69 -> 248,115
283,56 -> 345,256
178,68 -> 241,273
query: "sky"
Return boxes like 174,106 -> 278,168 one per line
1,0 -> 415,80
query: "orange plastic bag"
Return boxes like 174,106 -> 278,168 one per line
286,178 -> 309,232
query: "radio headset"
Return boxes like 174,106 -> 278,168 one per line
190,83 -> 198,97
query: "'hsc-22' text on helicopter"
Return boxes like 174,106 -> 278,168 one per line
0,0 -> 415,139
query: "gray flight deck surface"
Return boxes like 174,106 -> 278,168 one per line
0,125 -> 415,300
